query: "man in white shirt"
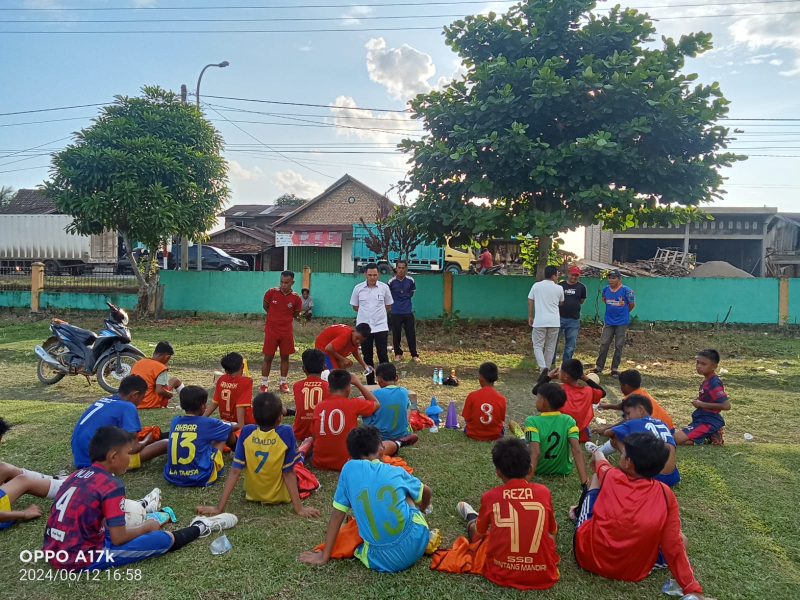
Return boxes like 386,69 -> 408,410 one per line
528,265 -> 565,372
350,263 -> 394,385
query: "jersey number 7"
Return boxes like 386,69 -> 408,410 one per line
493,501 -> 546,553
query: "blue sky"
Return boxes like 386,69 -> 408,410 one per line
2,0 -> 799,256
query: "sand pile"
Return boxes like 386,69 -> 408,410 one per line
688,261 -> 754,278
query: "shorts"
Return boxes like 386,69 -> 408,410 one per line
128,453 -> 141,470
655,468 -> 681,487
354,511 -> 429,572
0,490 -> 15,530
463,425 -> 505,440
579,427 -> 591,444
263,330 -> 295,356
575,489 -> 600,529
323,354 -> 334,370
207,450 -> 225,485
86,530 -> 173,570
682,420 -> 721,444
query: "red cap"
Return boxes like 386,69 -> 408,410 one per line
569,265 -> 581,274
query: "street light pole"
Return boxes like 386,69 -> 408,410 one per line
194,61 -> 229,271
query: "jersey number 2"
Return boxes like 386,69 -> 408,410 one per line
544,432 -> 561,460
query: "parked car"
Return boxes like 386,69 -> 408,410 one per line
167,244 -> 249,271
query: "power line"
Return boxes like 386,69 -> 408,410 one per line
0,116 -> 94,128
0,164 -> 51,174
0,103 -> 105,117
0,136 -> 71,166
201,94 -> 409,113
204,103 -> 420,122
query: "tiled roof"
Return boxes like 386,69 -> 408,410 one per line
221,204 -> 297,218
0,189 -> 58,215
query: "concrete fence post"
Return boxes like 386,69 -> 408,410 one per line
30,262 -> 44,313
443,271 -> 453,314
778,277 -> 789,325
302,265 -> 311,291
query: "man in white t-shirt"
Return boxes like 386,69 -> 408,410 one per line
527,265 -> 565,372
350,262 -> 394,385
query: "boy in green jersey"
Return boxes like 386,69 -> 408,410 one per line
525,383 -> 589,488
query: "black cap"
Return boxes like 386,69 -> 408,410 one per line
608,269 -> 622,278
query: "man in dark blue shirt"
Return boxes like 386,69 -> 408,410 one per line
388,260 -> 419,362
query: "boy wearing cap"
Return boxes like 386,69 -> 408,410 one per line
556,266 -> 587,362
592,270 -> 635,379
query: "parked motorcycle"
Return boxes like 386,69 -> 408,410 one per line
34,301 -> 144,393
466,260 -> 507,275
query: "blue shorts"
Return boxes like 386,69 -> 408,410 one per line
682,420 -> 722,444
323,354 -> 334,370
575,489 -> 599,528
354,511 -> 429,573
0,490 -> 15,530
87,530 -> 173,570
655,468 -> 681,487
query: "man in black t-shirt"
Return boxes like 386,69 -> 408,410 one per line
554,265 -> 587,363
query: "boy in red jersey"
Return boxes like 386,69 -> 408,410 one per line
314,323 -> 371,372
572,433 -> 705,597
674,349 -> 730,446
310,370 -> 379,471
292,349 -> 331,441
443,437 -> 559,590
261,271 -> 302,394
462,362 -> 506,441
534,359 -> 605,443
44,426 -> 237,571
205,352 -> 254,430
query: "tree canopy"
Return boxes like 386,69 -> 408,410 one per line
400,0 -> 743,276
44,86 -> 229,311
275,193 -> 307,207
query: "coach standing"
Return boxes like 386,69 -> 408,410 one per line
351,263 -> 393,385
262,270 -> 301,394
528,265 -> 564,373
556,265 -> 587,362
388,260 -> 420,363
592,269 -> 636,378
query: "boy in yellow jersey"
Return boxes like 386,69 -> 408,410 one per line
195,392 -> 321,518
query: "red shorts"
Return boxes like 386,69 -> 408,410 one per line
263,329 -> 295,356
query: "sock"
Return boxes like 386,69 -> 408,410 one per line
466,513 -> 478,522
284,407 -> 296,416
22,469 -> 52,480
280,377 -> 287,384
46,479 -> 64,499
261,376 -> 269,387
600,440 -> 615,456
169,525 -> 202,552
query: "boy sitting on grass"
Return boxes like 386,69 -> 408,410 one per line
525,383 -> 588,487
299,425 -> 432,572
204,352 -> 254,431
674,349 -> 729,446
310,370 -> 380,471
572,433 -> 704,597
1,418 -> 64,530
363,362 -> 418,451
451,437 -> 560,590
45,426 -> 237,571
533,359 -> 605,443
71,374 -> 168,469
462,362 -> 506,441
164,386 -> 236,487
196,392 -> 321,519
598,369 -> 674,430
292,349 -> 331,441
130,341 -> 183,409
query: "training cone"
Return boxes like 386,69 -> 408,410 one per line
444,400 -> 459,429
425,396 -> 444,426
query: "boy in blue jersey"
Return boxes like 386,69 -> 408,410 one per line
363,363 -> 418,453
299,425 -> 432,572
72,375 -> 168,469
164,386 -> 236,487
674,349 -> 730,446
196,392 -> 321,519
1,418 -> 64,531
591,394 -> 680,486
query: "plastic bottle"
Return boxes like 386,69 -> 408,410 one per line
662,579 -> 683,596
438,369 -> 443,385
451,368 -> 456,378
432,369 -> 437,384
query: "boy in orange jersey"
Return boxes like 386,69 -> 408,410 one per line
204,352 -> 254,430
462,362 -> 506,441
130,341 -> 183,409
292,349 -> 331,441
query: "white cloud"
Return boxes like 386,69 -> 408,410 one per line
227,160 -> 264,181
296,41 -> 313,52
365,38 -> 437,100
341,5 -> 372,26
275,170 -> 326,197
729,14 -> 800,77
770,59 -> 784,66
745,53 -> 776,65
329,95 -> 419,145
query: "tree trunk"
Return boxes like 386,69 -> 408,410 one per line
535,234 -> 551,281
121,230 -> 155,318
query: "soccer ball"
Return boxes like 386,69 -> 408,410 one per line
124,499 -> 147,528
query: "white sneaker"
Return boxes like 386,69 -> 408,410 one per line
456,501 -> 478,521
191,513 -> 238,537
139,487 -> 162,513
585,441 -> 600,453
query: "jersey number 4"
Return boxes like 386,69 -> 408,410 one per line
493,501 -> 546,553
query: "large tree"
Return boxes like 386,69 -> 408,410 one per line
0,186 -> 15,207
44,86 -> 229,313
275,193 -> 307,207
400,0 -> 742,278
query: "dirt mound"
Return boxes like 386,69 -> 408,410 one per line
689,261 -> 754,278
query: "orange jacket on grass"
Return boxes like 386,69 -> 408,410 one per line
130,358 -> 169,409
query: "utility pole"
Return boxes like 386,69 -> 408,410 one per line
179,84 -> 189,271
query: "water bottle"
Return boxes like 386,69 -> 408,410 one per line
662,579 -> 683,596
451,368 -> 456,378
432,369 -> 437,384
438,369 -> 443,385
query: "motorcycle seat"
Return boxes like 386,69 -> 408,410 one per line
57,323 -> 97,345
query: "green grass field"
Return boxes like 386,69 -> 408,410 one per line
0,312 -> 799,599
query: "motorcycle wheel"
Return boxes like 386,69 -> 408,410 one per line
37,340 -> 67,385
96,351 -> 141,394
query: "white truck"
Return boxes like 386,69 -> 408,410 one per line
0,214 -> 118,275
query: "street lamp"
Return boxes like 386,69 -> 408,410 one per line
194,61 -> 229,270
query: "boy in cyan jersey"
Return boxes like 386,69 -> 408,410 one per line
71,375 -> 168,469
164,386 -> 235,487
525,382 -> 588,487
363,362 -> 418,451
299,425 -> 432,572
196,392 -> 321,519
205,352 -> 254,431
